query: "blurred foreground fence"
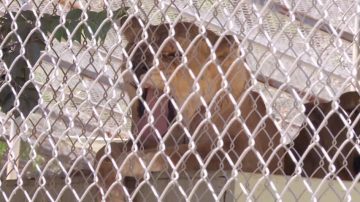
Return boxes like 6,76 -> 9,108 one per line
1,0 -> 360,201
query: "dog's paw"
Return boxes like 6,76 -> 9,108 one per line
120,152 -> 167,177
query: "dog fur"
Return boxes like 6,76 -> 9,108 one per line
285,91 -> 360,181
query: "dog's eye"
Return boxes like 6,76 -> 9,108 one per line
162,52 -> 179,60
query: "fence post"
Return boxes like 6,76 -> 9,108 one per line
6,117 -> 22,180
5,0 -> 33,181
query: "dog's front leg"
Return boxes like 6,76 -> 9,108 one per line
97,142 -> 213,202
119,150 -> 168,177
119,142 -> 216,177
98,159 -> 128,202
96,142 -> 134,202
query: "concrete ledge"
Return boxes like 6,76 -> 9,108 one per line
234,173 -> 360,201
0,174 -> 97,201
133,171 -> 235,202
1,172 -> 360,201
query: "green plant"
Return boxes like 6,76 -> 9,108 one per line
0,141 -> 8,158
0,8 -> 128,117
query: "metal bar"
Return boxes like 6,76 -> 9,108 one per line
33,79 -> 125,118
355,1 -> 360,81
41,108 -> 99,133
41,54 -> 132,91
256,74 -> 327,103
257,0 -> 354,43
0,108 -> 126,143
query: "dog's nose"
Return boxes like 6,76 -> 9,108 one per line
353,156 -> 360,174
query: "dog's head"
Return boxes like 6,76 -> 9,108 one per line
120,16 -> 250,123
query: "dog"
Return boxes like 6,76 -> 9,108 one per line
94,16 -> 283,201
285,91 -> 360,181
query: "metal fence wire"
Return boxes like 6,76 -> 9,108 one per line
1,0 -> 360,201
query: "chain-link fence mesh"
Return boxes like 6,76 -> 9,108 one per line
1,0 -> 360,201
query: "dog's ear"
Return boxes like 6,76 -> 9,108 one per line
339,91 -> 360,111
215,35 -> 238,61
304,102 -> 326,128
198,34 -> 237,60
120,16 -> 144,43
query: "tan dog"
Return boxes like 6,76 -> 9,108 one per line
58,0 -> 80,9
95,17 -> 283,201
285,91 -> 360,181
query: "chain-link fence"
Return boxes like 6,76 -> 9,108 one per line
1,0 -> 360,201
